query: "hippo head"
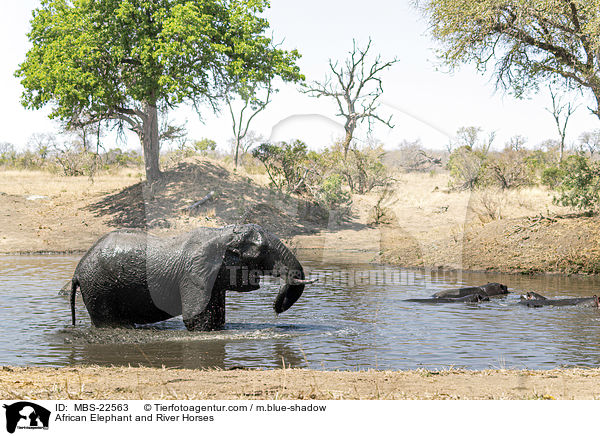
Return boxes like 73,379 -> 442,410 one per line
484,283 -> 509,296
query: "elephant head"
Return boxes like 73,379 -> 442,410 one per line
223,224 -> 311,313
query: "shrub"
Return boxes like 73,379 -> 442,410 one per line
447,146 -> 488,190
345,145 -> 391,194
0,142 -> 17,167
252,140 -> 310,193
103,148 -> 143,167
52,142 -> 98,176
316,174 -> 351,210
368,187 -> 397,226
540,166 -> 565,189
486,149 -> 536,190
316,174 -> 353,223
553,155 -> 600,213
193,138 -> 217,154
386,139 -> 445,172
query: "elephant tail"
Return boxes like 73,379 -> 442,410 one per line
70,277 -> 79,326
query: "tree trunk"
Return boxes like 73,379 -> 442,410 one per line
141,101 -> 161,183
559,140 -> 565,163
341,113 -> 358,158
234,136 -> 240,169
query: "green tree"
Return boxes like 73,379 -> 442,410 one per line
420,0 -> 600,117
553,155 -> 600,212
16,0 -> 302,183
193,138 -> 217,153
252,140 -> 309,192
446,126 -> 494,190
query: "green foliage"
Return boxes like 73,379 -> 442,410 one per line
103,148 -> 144,168
346,145 -> 390,194
0,140 -> 143,175
0,143 -> 17,167
525,147 -> 559,171
15,0 -> 303,181
252,140 -> 354,216
316,174 -> 351,210
193,138 -> 217,153
540,166 -> 566,189
553,155 -> 600,212
422,0 -> 600,114
446,126 -> 496,190
447,146 -> 488,190
252,140 -> 309,193
17,0 -> 302,117
311,142 -> 390,194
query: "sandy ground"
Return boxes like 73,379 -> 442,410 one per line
3,160 -> 600,401
1,366 -> 599,400
2,158 -> 598,275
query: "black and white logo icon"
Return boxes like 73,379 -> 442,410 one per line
3,402 -> 50,434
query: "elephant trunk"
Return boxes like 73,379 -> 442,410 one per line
263,233 -> 306,314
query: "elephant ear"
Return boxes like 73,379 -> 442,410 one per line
180,260 -> 221,317
180,231 -> 232,326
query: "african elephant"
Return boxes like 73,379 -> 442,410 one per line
431,282 -> 509,299
70,224 -> 314,331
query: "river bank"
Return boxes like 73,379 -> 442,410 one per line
1,159 -> 599,275
1,366 -> 599,400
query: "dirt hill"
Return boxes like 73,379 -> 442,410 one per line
1,158 -> 599,275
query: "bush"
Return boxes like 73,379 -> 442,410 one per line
103,148 -> 143,168
368,187 -> 397,226
346,145 -> 391,194
553,155 -> 600,213
252,140 -> 310,193
385,140 -> 445,172
316,174 -> 351,209
540,166 -> 565,189
51,142 -> 98,176
252,140 -> 355,217
0,142 -> 17,167
192,138 -> 217,154
447,146 -> 488,190
485,149 -> 536,190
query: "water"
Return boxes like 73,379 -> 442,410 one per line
1,253 -> 600,370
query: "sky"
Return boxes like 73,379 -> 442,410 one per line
1,0 -> 600,153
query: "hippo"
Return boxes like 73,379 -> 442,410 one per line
405,294 -> 490,304
521,291 -> 547,300
431,283 -> 509,299
518,292 -> 600,308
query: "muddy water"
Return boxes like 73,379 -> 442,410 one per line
1,254 -> 600,370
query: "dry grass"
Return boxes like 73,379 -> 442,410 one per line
2,366 -> 600,400
0,168 -> 142,198
339,171 -> 576,271
1,163 -> 597,273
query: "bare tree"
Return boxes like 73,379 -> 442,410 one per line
578,129 -> 600,158
449,126 -> 495,154
227,130 -> 265,161
27,133 -> 57,161
226,82 -> 272,169
302,38 -> 399,157
505,135 -> 527,152
546,86 -> 579,162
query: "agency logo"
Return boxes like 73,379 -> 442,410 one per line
3,402 -> 50,434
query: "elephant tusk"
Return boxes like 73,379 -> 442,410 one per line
289,278 -> 318,285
